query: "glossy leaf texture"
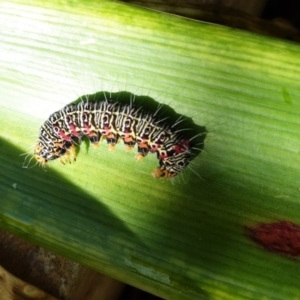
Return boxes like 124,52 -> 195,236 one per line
1,1 -> 300,299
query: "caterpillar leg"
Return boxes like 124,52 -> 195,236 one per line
135,142 -> 150,160
123,136 -> 135,151
152,168 -> 177,178
135,153 -> 145,161
108,144 -> 116,151
89,132 -> 101,148
125,145 -> 134,151
105,133 -> 119,151
59,144 -> 76,164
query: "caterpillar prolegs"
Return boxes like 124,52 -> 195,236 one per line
34,91 -> 207,178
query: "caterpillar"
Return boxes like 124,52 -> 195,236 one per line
33,91 -> 207,178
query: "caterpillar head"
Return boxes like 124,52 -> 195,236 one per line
34,140 -> 75,166
152,152 -> 191,178
34,142 -> 55,165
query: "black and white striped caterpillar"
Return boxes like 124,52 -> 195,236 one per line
34,91 -> 207,178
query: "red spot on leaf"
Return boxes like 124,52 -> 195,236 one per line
247,221 -> 300,258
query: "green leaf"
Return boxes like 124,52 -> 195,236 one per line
1,0 -> 300,299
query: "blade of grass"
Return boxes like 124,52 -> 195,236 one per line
1,0 -> 300,299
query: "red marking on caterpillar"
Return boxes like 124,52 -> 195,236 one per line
33,91 -> 207,178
